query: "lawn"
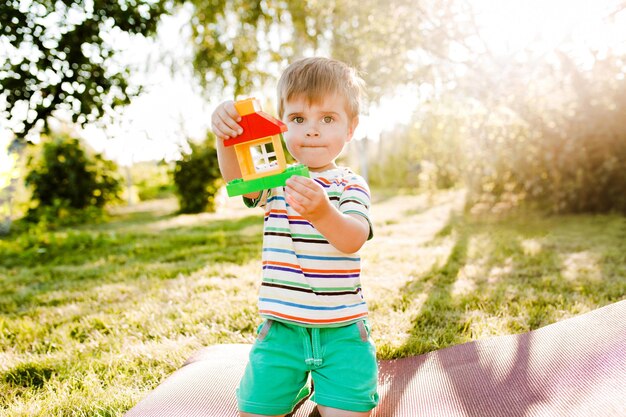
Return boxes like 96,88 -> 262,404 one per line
1,191 -> 624,416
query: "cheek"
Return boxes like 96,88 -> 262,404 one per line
285,127 -> 304,143
283,134 -> 298,154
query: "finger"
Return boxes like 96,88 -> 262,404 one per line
286,176 -> 316,193
210,119 -> 228,139
285,185 -> 307,204
288,184 -> 315,207
219,102 -> 243,133
217,112 -> 243,136
210,121 -> 232,140
223,101 -> 242,122
288,176 -> 321,193
213,116 -> 241,138
213,131 -> 229,141
285,179 -> 303,194
211,102 -> 243,137
285,193 -> 304,214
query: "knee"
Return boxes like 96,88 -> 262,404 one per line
317,405 -> 371,417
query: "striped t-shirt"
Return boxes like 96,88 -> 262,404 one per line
245,166 -> 373,327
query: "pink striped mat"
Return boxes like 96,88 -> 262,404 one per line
126,300 -> 626,416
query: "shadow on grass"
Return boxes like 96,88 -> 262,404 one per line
3,360 -> 56,389
377,211 -> 625,416
100,208 -> 179,230
395,213 -> 626,356
376,214 -> 469,415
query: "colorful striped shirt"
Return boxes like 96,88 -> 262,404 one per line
245,166 -> 373,327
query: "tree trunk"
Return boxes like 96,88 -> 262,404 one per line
358,136 -> 369,183
125,165 -> 134,206
1,140 -> 27,235
0,178 -> 16,235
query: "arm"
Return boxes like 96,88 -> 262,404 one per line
211,100 -> 260,200
285,176 -> 370,254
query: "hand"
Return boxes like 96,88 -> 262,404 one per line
285,176 -> 331,222
285,175 -> 369,253
211,100 -> 243,140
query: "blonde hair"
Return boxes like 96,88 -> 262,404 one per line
277,57 -> 365,120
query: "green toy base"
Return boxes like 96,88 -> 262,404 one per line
226,164 -> 310,197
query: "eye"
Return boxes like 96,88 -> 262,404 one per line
292,116 -> 304,124
322,116 -> 334,123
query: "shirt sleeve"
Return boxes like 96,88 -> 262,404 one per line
339,174 -> 374,240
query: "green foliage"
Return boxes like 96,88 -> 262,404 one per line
187,0 -> 451,101
463,54 -> 626,214
368,128 -> 420,189
369,100 -> 465,191
131,161 -> 175,201
24,133 -> 122,223
170,1 -> 626,214
365,8 -> 626,214
172,136 -> 222,213
0,0 -> 174,141
189,0 -> 274,96
325,0 -> 443,101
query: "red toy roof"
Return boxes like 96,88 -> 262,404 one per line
223,111 -> 287,147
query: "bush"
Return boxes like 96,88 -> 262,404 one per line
465,55 -> 626,214
24,133 -> 122,222
172,135 -> 222,213
131,161 -> 175,201
368,100 -> 464,192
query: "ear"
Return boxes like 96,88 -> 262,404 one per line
346,116 -> 359,143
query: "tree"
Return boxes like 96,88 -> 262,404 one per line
0,148 -> 20,235
442,2 -> 626,213
185,0 -> 464,188
0,0 -> 174,143
25,133 -> 122,217
186,0 -> 461,102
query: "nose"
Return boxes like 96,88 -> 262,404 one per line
305,124 -> 320,138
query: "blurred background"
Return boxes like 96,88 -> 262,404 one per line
2,0 -> 625,230
1,3 -> 625,415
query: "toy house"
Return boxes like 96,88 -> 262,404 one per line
225,98 -> 309,197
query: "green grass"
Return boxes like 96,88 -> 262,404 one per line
1,192 -> 624,416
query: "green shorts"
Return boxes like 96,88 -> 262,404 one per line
237,319 -> 379,415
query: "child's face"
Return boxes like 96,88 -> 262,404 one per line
281,93 -> 358,172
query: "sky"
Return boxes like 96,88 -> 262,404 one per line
2,1 -> 624,170
473,0 -> 624,56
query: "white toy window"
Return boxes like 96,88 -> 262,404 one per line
251,142 -> 278,173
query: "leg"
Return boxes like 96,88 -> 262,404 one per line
238,320 -> 311,416
318,405 -> 371,417
311,321 -> 378,415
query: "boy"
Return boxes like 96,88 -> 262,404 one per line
211,57 -> 378,417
